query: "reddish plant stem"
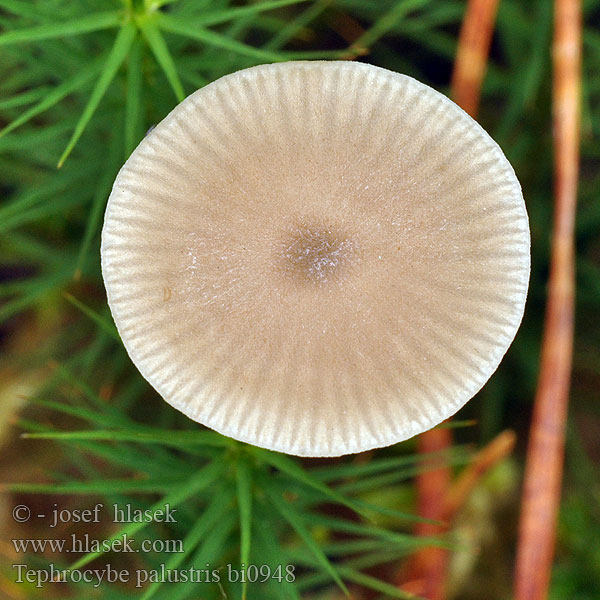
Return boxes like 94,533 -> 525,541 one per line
399,430 -> 516,596
443,429 -> 516,521
451,0 -> 501,117
402,1 -> 500,598
412,427 -> 452,600
514,1 -> 581,599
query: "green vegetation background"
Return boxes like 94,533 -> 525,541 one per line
0,1 -> 599,598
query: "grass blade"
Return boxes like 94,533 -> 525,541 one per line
125,35 -> 144,156
253,505 -> 301,600
58,23 -> 136,167
3,479 -> 177,495
194,0 -> 308,28
23,396 -> 135,431
263,0 -> 329,51
158,13 -> 283,62
338,565 -> 421,600
265,486 -> 349,597
0,62 -> 101,138
21,429 -> 233,448
168,513 -> 237,600
254,448 -> 372,520
0,163 -> 95,222
140,20 -> 185,102
63,292 -> 120,340
0,87 -> 48,110
0,0 -> 49,19
74,130 -> 121,279
345,0 -> 432,56
67,459 -> 223,570
236,459 -> 252,600
0,268 -> 72,323
305,512 -> 445,549
0,11 -> 121,46
140,486 -> 232,600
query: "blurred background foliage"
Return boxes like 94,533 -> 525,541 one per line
0,0 -> 599,598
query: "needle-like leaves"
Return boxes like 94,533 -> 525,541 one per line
262,0 -> 330,51
140,486 -> 232,600
0,87 -> 48,111
0,0 -> 49,19
74,131 -> 121,279
0,11 -> 121,46
253,509 -> 301,600
298,553 -> 423,599
157,13 -> 284,62
58,23 -> 137,167
346,0 -> 432,54
253,447 -> 372,520
168,513 -> 237,600
63,292 -> 120,340
0,163 -> 95,222
67,459 -> 223,570
0,61 -> 101,138
0,270 -> 71,322
193,0 -> 309,28
236,458 -> 253,600
139,19 -> 185,102
4,478 -> 177,495
21,429 -> 234,447
265,485 -> 349,597
125,35 -> 144,156
23,396 -> 134,431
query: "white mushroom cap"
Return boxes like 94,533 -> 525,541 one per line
101,61 -> 530,457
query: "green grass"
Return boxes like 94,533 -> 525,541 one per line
8,385 -> 461,599
1,0 -> 599,599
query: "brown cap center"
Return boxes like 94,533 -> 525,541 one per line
277,225 -> 359,285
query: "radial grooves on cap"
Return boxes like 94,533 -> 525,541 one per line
101,61 -> 530,456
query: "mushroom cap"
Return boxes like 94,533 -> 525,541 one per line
101,61 -> 530,457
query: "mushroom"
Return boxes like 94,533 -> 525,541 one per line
101,61 -> 530,457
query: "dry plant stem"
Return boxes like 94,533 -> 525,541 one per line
451,0 -> 501,116
409,427 -> 452,600
443,429 -> 516,520
405,1 -> 500,597
514,1 -> 581,599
